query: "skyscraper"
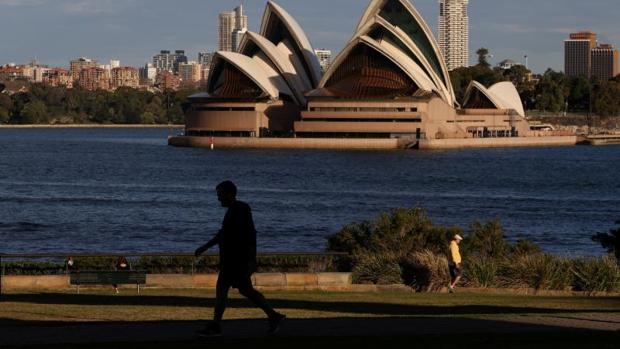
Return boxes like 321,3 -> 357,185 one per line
438,0 -> 469,71
564,31 -> 597,78
591,44 -> 619,80
314,49 -> 332,73
152,50 -> 188,74
218,4 -> 248,52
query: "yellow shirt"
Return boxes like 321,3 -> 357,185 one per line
449,240 -> 461,264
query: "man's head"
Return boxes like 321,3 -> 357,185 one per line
454,234 -> 463,244
216,180 -> 237,207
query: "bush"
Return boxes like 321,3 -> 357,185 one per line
401,250 -> 449,292
503,254 -> 573,290
462,220 -> 510,259
572,256 -> 620,294
464,256 -> 499,288
352,253 -> 402,285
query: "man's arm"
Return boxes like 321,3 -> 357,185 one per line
194,231 -> 222,257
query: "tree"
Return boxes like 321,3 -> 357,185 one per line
0,107 -> 9,123
593,80 -> 620,117
20,100 -> 48,124
592,222 -> 620,266
534,69 -> 567,112
476,47 -> 491,68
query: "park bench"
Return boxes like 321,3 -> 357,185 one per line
69,270 -> 147,294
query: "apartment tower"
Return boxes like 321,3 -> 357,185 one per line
438,0 -> 469,71
564,31 -> 597,78
218,4 -> 248,52
591,44 -> 619,80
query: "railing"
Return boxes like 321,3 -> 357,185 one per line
0,252 -> 349,296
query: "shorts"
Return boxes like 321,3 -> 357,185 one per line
218,270 -> 253,290
449,263 -> 462,279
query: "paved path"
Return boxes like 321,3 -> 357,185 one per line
2,314 -> 619,347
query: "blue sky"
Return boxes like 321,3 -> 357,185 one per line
0,0 -> 618,73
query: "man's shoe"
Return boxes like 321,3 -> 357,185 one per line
196,322 -> 222,337
267,313 -> 286,335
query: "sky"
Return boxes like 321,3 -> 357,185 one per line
0,0 -> 618,74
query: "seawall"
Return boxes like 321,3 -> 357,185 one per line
168,136 -> 405,150
169,135 -> 578,150
418,136 -> 578,149
1,273 -> 353,292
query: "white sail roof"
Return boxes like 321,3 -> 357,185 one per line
208,51 -> 293,100
463,81 -> 525,117
260,1 -> 322,88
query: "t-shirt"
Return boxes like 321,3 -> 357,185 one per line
217,200 -> 257,273
449,240 -> 461,264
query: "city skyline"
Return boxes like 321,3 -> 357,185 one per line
0,0 -> 619,73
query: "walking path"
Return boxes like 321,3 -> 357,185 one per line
2,313 -> 619,347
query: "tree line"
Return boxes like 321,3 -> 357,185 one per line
451,48 -> 620,117
0,83 -> 200,125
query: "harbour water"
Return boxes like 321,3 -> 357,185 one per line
0,127 -> 618,256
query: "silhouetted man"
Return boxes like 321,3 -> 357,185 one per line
194,180 -> 285,337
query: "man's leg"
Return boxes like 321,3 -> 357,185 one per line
237,282 -> 279,318
214,275 -> 231,323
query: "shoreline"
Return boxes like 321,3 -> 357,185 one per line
0,124 -> 184,129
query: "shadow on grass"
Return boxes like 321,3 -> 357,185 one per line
0,316 -> 619,349
2,292 -> 619,316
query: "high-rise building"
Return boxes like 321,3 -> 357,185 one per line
591,44 -> 619,80
78,67 -> 110,91
232,28 -> 247,51
438,0 -> 469,71
152,50 -> 188,73
198,52 -> 214,67
179,61 -> 203,85
218,4 -> 248,52
156,70 -> 181,91
70,57 -> 98,81
111,67 -> 139,89
314,49 -> 332,73
139,63 -> 158,86
564,31 -> 597,78
43,68 -> 72,88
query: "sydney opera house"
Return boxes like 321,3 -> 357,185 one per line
177,0 -> 537,149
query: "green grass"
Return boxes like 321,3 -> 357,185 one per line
1,288 -> 619,323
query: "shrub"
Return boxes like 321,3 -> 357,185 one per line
572,256 -> 620,294
503,254 -> 573,290
511,239 -> 542,256
462,220 -> 510,259
400,250 -> 449,292
591,223 -> 620,266
464,256 -> 499,288
352,253 -> 402,285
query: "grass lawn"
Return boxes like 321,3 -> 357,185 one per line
1,288 -> 619,323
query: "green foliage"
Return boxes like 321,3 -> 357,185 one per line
400,250 -> 449,292
572,256 -> 620,294
328,207 -> 458,258
0,107 -> 9,123
20,100 -> 48,123
461,220 -> 509,259
463,256 -> 499,288
2,83 -> 197,124
511,239 -> 542,256
535,69 -> 567,113
504,254 -> 573,290
476,48 -> 491,68
591,223 -> 620,265
593,80 -> 620,117
352,252 -> 402,285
